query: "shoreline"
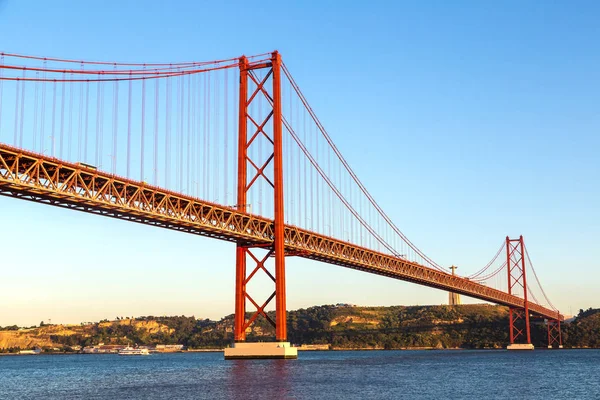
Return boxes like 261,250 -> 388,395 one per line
1,347 -> 591,356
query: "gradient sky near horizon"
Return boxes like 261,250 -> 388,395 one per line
0,1 -> 598,327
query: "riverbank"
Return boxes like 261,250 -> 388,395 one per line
2,305 -> 598,351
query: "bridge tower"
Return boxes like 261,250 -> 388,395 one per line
547,318 -> 563,348
506,236 -> 534,350
224,51 -> 297,359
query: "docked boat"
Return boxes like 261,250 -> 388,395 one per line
118,347 -> 150,356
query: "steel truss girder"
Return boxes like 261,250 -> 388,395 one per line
0,142 -> 563,322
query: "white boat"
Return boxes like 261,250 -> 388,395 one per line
118,347 -> 150,356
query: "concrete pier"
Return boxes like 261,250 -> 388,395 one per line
507,343 -> 535,350
224,342 -> 298,359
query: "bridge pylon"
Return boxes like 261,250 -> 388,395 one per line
225,51 -> 296,359
547,318 -> 563,348
506,236 -> 534,350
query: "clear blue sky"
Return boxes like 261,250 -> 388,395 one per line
0,1 -> 598,326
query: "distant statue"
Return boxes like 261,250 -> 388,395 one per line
449,265 -> 461,306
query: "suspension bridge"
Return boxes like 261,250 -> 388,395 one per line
0,51 -> 563,358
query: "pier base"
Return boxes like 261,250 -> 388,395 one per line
224,342 -> 298,360
507,344 -> 535,351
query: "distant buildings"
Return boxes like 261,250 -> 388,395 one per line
18,348 -> 42,355
82,343 -> 185,354
155,344 -> 184,352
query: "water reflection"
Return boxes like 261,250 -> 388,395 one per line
227,358 -> 293,399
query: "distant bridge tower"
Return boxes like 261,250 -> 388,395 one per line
506,236 -> 534,350
448,265 -> 461,306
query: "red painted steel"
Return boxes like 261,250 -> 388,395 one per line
271,51 -> 287,342
547,319 -> 562,348
234,56 -> 249,341
507,236 -> 531,344
233,52 -> 288,342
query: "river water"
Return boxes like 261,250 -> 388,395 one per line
1,350 -> 599,399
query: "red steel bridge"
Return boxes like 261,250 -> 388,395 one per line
0,51 -> 563,349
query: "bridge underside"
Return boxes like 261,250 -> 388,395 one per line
0,143 -> 563,322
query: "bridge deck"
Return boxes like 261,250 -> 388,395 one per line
0,143 -> 563,321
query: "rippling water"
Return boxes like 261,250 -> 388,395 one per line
1,350 -> 599,399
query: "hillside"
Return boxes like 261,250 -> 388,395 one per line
1,304 -> 595,352
563,308 -> 600,348
286,304 -> 513,349
0,319 -> 176,352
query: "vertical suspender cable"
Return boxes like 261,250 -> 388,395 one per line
0,55 -> 3,144
193,71 -> 197,193
283,64 -> 443,268
33,72 -> 39,151
140,73 -> 145,181
203,72 -> 208,197
51,80 -> 57,156
303,108 -> 308,229
187,73 -> 191,194
112,70 -> 119,174
191,73 -> 196,196
78,63 -> 84,160
68,73 -> 74,159
19,69 -> 26,148
315,123 -> 319,233
165,76 -> 171,188
232,67 -> 238,203
224,68 -> 228,204
154,78 -> 159,185
196,73 -> 202,197
180,72 -> 185,193
177,74 -> 182,192
95,75 -> 100,166
296,95 -> 301,224
339,150 -> 344,239
329,143 -> 333,236
13,77 -> 20,146
214,71 -> 219,202
288,78 -> 294,223
206,71 -> 211,199
100,75 -> 105,168
285,79 -> 292,223
214,70 -> 219,202
127,71 -> 133,179
306,108 -> 313,230
84,80 -> 89,163
60,72 -> 66,158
